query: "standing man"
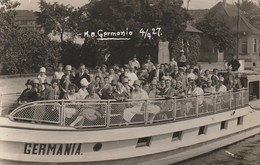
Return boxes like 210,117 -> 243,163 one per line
143,55 -> 155,72
75,64 -> 91,88
147,63 -> 164,83
59,65 -> 75,99
178,50 -> 187,67
129,54 -> 140,70
227,55 -> 241,71
169,56 -> 178,73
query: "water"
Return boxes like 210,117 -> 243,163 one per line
175,134 -> 260,165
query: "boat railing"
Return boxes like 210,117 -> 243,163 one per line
0,92 -> 21,116
6,88 -> 249,128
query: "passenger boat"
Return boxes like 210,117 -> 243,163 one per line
1,70 -> 260,165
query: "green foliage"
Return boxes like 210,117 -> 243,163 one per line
36,0 -> 77,41
60,40 -> 82,67
170,33 -> 201,66
75,0 -> 190,65
196,11 -> 236,50
1,29 -> 61,74
239,0 -> 260,28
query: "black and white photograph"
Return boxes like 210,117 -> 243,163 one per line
0,0 -> 260,164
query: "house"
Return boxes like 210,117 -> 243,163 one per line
191,0 -> 260,66
14,10 -> 39,31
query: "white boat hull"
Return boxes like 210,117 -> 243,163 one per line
0,105 -> 260,165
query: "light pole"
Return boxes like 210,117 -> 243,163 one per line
237,0 -> 240,59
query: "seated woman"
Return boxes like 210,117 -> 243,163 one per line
123,80 -> 160,124
70,84 -> 102,127
78,78 -> 89,99
63,83 -> 80,101
17,79 -> 35,104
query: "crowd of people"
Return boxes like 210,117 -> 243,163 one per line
17,51 -> 243,125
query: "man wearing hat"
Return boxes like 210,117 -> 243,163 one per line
148,80 -> 158,98
178,50 -> 187,67
122,77 -> 132,96
59,65 -> 75,99
128,54 -> 140,70
123,80 -> 160,124
175,67 -> 189,92
204,79 -> 215,94
30,78 -> 41,101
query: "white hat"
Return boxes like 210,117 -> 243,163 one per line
180,50 -> 184,53
65,65 -> 72,71
80,78 -> 89,87
39,67 -> 46,73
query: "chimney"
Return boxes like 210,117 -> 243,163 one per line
223,0 -> 226,7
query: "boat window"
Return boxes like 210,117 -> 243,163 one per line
237,117 -> 243,125
220,121 -> 228,130
249,81 -> 259,101
172,131 -> 182,141
93,143 -> 102,152
198,126 -> 207,135
136,137 -> 151,148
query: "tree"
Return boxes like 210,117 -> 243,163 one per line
36,0 -> 77,41
196,11 -> 236,51
1,29 -> 61,74
75,0 -> 190,65
0,0 -> 61,75
239,0 -> 260,28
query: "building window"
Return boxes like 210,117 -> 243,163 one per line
254,38 -> 257,53
198,126 -> 207,135
237,117 -> 243,125
241,39 -> 248,55
136,137 -> 151,148
220,121 -> 228,130
172,131 -> 182,141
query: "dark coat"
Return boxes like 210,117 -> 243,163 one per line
148,69 -> 164,83
74,72 -> 91,88
228,59 -> 241,71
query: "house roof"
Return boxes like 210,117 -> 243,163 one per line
14,10 -> 36,21
185,24 -> 203,33
210,2 -> 260,35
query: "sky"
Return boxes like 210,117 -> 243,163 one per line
14,0 -> 254,11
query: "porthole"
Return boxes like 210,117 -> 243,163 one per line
220,121 -> 228,130
198,126 -> 207,135
93,143 -> 102,152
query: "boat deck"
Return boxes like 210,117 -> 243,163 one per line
0,89 -> 249,129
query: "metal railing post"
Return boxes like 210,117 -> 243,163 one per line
173,98 -> 176,121
0,93 -> 2,116
196,96 -> 199,117
107,101 -> 111,128
144,100 -> 148,125
229,90 -> 232,110
60,100 -> 65,126
213,93 -> 217,113
241,89 -> 244,106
